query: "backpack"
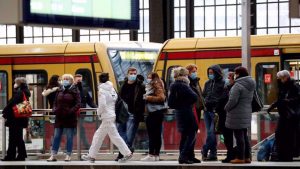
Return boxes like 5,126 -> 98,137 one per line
257,136 -> 275,161
115,94 -> 130,124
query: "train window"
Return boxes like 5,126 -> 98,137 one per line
75,69 -> 94,106
219,64 -> 241,79
255,63 -> 279,105
13,71 -> 47,109
0,71 -> 8,110
283,60 -> 300,84
166,65 -> 180,89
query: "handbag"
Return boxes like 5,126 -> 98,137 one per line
13,92 -> 32,118
252,90 -> 264,113
146,100 -> 168,113
114,91 -> 130,124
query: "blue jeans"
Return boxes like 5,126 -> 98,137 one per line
202,111 -> 217,158
51,128 -> 76,155
117,114 -> 139,148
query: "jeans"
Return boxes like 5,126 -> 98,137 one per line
51,128 -> 76,155
6,126 -> 27,159
233,128 -> 250,160
146,109 -> 164,155
117,114 -> 139,149
179,131 -> 197,160
202,111 -> 217,158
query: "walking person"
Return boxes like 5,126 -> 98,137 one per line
141,72 -> 166,161
47,74 -> 81,162
218,72 -> 235,163
82,73 -> 132,163
225,66 -> 255,164
42,75 -> 61,108
115,67 -> 145,161
267,70 -> 300,162
186,64 -> 205,163
168,67 -> 198,164
2,77 -> 30,161
74,74 -> 97,149
202,65 -> 225,161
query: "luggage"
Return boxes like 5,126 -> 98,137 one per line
257,136 -> 275,161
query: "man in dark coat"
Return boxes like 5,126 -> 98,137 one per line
202,64 -> 225,161
2,77 -> 30,161
115,67 -> 145,161
268,70 -> 300,161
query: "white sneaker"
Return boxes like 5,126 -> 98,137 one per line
47,155 -> 57,162
155,156 -> 160,161
81,154 -> 95,163
64,155 -> 71,162
118,153 -> 133,163
140,155 -> 156,161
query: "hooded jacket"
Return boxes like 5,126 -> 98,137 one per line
97,81 -> 118,120
2,83 -> 31,128
225,76 -> 255,129
203,65 -> 225,112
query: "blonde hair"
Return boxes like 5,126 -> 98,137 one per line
62,74 -> 74,83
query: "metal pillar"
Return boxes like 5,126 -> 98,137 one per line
1,117 -> 6,158
77,116 -> 81,160
241,0 -> 251,73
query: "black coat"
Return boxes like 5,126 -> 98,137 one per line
120,75 -> 145,122
168,77 -> 198,133
2,84 -> 30,128
76,83 -> 97,108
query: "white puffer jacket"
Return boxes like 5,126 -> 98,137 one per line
97,81 -> 118,120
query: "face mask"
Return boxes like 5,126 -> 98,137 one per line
190,72 -> 197,80
63,80 -> 70,87
14,83 -> 18,89
208,74 -> 215,80
225,78 -> 230,84
146,78 -> 152,83
128,75 -> 137,82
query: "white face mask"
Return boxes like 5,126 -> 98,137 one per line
14,83 -> 18,88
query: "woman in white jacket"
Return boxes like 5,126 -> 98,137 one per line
82,73 -> 132,163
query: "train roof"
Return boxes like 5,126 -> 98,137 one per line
0,41 -> 162,56
162,34 -> 300,52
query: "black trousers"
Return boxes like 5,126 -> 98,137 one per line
233,128 -> 250,160
146,109 -> 164,155
6,125 -> 27,159
179,131 -> 197,160
223,127 -> 234,160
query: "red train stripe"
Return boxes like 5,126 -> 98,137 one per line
159,48 -> 278,60
0,55 -> 99,65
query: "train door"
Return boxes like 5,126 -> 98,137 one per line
0,71 -> 8,110
283,59 -> 300,84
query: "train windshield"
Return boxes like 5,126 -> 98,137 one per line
108,49 -> 159,86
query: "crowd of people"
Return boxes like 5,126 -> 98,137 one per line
1,65 -> 300,164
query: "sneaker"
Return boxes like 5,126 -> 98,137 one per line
155,156 -> 160,161
64,155 -> 71,162
118,153 -> 133,163
114,153 -> 124,162
81,154 -> 95,163
140,155 -> 155,161
47,155 -> 57,162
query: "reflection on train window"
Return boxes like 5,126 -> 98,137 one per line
219,64 -> 240,80
75,69 -> 94,101
108,49 -> 158,86
256,63 -> 279,105
13,71 -> 47,109
166,65 -> 180,89
0,71 -> 8,110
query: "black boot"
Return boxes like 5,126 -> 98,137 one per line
114,152 -> 124,162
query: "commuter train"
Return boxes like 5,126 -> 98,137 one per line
154,34 -> 300,149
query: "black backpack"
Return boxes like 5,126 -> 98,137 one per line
115,94 -> 130,124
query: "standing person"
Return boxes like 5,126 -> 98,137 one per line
74,74 -> 97,149
47,74 -> 80,162
2,77 -> 30,161
202,64 -> 225,161
115,67 -> 145,161
82,73 -> 132,163
267,70 -> 300,162
218,72 -> 235,163
225,66 -> 255,164
186,64 -> 205,163
42,75 -> 61,108
168,67 -> 198,164
141,72 -> 166,161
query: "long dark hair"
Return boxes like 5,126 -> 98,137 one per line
234,66 -> 249,78
47,75 -> 60,89
148,72 -> 160,83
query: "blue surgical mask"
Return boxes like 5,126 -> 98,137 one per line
225,78 -> 230,84
128,75 -> 137,82
190,72 -> 197,80
146,78 -> 152,83
208,74 -> 215,80
63,80 -> 70,87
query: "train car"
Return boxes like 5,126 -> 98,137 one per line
154,34 -> 300,150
